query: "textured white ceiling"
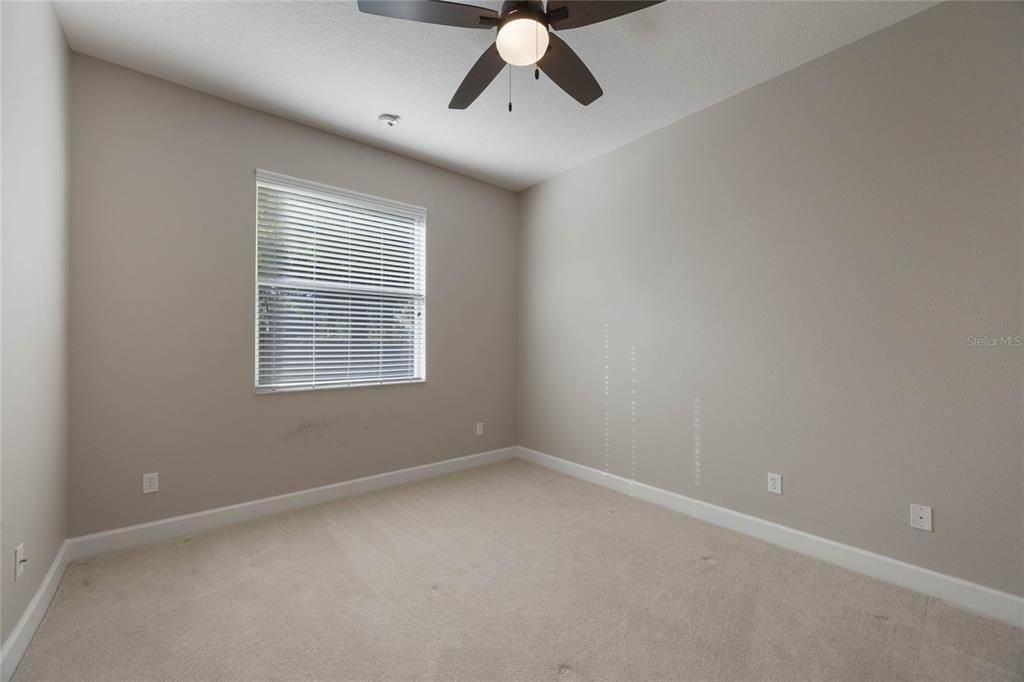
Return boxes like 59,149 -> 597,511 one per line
54,1 -> 931,190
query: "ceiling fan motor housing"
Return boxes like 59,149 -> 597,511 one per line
499,1 -> 548,28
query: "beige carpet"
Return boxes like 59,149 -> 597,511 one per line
15,460 -> 1024,681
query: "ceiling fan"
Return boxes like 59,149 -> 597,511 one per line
356,0 -> 665,109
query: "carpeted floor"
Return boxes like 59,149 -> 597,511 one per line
14,459 -> 1024,681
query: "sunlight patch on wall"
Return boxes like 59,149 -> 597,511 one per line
629,344 -> 638,495
693,397 -> 702,487
603,323 -> 610,476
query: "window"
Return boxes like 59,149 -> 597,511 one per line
255,170 -> 425,392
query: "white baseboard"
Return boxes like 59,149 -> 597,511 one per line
3,443 -> 1019,682
68,446 -> 517,562
1,540 -> 69,682
516,446 -> 1024,629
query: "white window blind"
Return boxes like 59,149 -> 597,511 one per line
255,170 -> 425,392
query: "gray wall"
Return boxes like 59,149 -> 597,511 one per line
518,2 -> 1023,596
1,2 -> 69,641
68,56 -> 518,536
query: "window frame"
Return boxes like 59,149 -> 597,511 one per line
254,169 -> 426,394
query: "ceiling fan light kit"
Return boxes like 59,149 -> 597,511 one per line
357,0 -> 665,110
496,8 -> 549,66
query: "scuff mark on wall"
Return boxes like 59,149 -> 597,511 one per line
280,421 -> 331,442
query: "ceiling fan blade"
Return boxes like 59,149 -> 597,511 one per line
449,43 -> 506,109
357,0 -> 498,29
546,1 -> 665,30
537,33 -> 603,106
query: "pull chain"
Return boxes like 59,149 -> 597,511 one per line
508,65 -> 512,112
535,23 -> 540,80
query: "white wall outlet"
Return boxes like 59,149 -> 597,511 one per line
767,472 -> 783,495
476,422 -> 484,436
910,503 -> 932,532
143,472 -> 159,494
14,544 -> 26,581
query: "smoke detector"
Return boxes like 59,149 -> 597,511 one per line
378,113 -> 401,128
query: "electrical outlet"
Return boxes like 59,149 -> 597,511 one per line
767,473 -> 783,495
476,422 -> 484,436
910,504 -> 932,532
143,472 -> 159,494
14,544 -> 25,581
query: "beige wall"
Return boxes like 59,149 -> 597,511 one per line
518,2 -> 1024,596
1,1 -> 69,641
68,56 -> 518,536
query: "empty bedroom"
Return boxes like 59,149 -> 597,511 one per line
1,0 -> 1022,679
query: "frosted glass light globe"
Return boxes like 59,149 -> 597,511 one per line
496,17 -> 549,66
